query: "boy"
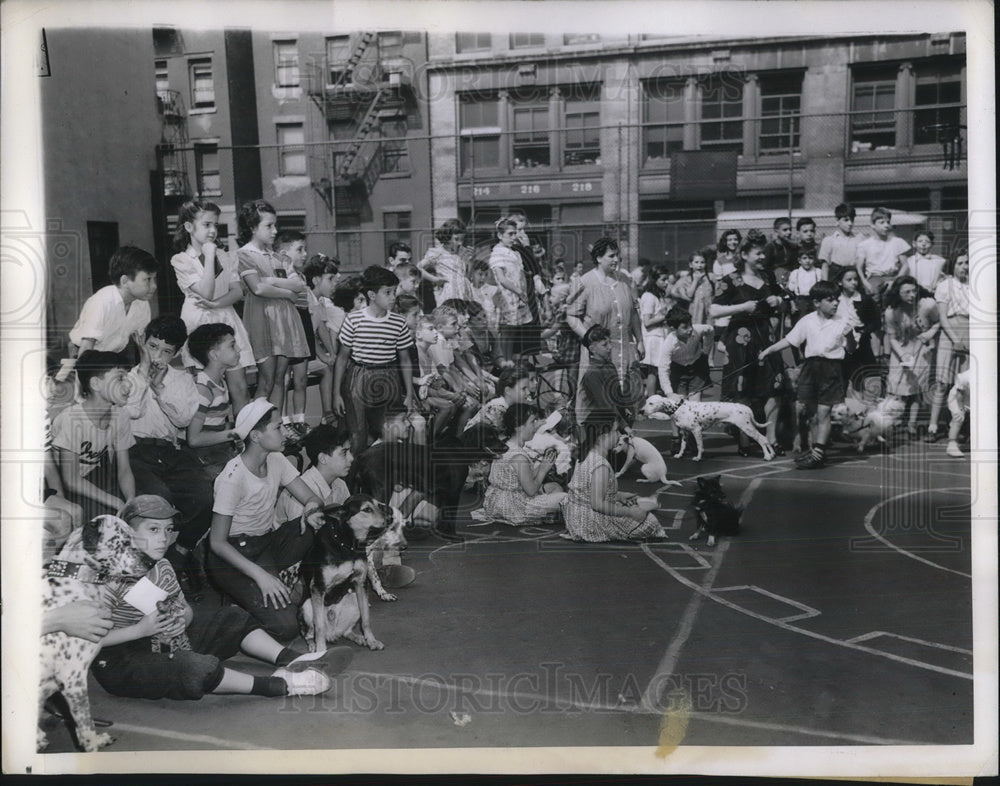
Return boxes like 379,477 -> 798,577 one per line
818,202 -> 862,282
50,351 -> 136,521
92,494 -> 349,700
786,250 -> 824,323
207,399 -> 329,641
186,322 -> 243,480
856,206 -> 910,300
796,217 -> 819,260
413,314 -> 468,436
900,230 -> 946,291
387,241 -> 412,270
469,260 -> 502,338
578,325 -> 640,426
303,255 -> 341,424
759,281 -> 854,469
392,262 -> 422,300
763,217 -> 799,274
332,266 -> 415,455
656,307 -> 713,400
66,246 -> 158,370
429,305 -> 481,401
276,424 -> 353,521
274,230 -> 312,439
123,315 -> 215,595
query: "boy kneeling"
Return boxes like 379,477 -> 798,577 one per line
92,495 -> 350,700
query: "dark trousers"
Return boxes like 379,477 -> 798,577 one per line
205,518 -> 314,642
129,441 -> 215,550
343,363 -> 403,455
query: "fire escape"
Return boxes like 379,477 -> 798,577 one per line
157,89 -> 191,201
306,32 -> 410,218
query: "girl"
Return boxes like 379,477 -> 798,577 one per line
418,219 -> 472,305
463,366 -> 535,433
236,200 -> 310,416
639,264 -> 673,396
671,250 -> 716,325
561,417 -> 666,542
835,268 -> 881,395
900,230 -> 946,292
475,404 -> 567,526
883,275 -> 938,436
710,231 -> 786,456
170,200 -> 253,414
926,254 -> 970,442
713,229 -> 742,279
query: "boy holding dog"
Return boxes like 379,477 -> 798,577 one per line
759,280 -> 855,469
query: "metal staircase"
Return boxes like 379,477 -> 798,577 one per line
156,89 -> 190,198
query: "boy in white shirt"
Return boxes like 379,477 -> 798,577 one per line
787,250 -> 824,324
900,230 -> 946,291
856,206 -> 910,301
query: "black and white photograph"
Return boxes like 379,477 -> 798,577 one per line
1,0 -> 996,778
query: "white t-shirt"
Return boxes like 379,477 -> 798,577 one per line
856,235 -> 910,276
783,312 -> 851,359
69,285 -> 152,352
275,465 -> 349,522
213,452 -> 301,537
51,403 -> 135,477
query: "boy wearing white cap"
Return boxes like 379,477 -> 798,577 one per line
206,399 -> 326,641
92,495 -> 351,699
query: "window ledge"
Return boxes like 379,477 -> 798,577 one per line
380,172 -> 412,180
188,107 -> 217,116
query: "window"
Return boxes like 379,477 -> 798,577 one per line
274,40 -> 299,88
563,89 -> 600,165
510,33 -> 545,49
380,119 -> 410,175
759,74 -> 802,153
278,213 -> 307,233
189,58 -> 215,110
456,33 -> 491,53
326,35 -> 351,84
460,97 -> 501,172
851,69 -> 896,151
195,143 -> 221,196
644,80 -> 686,159
383,211 -> 411,257
512,104 -> 550,167
155,59 -> 169,100
379,31 -> 403,56
699,75 -> 743,151
913,63 -> 963,145
277,123 -> 306,176
564,33 -> 601,45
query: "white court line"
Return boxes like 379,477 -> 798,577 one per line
641,548 -> 973,681
862,487 -> 972,578
109,723 -> 269,750
711,585 -> 821,622
847,631 -> 973,655
763,475 -> 970,493
638,478 -> 762,711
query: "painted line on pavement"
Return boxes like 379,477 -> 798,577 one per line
110,723 -> 268,750
847,631 -> 973,655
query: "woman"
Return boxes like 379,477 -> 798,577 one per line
884,276 -> 938,436
835,267 -> 882,394
713,229 -> 742,279
926,254 -> 970,442
489,218 -> 537,363
418,219 -> 472,306
710,231 -> 785,456
474,404 -> 567,526
638,264 -> 673,396
565,237 -> 644,424
561,417 -> 665,542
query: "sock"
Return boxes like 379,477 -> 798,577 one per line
274,646 -> 304,667
282,416 -> 292,425
251,676 -> 288,697
292,413 -> 305,423
812,443 -> 826,458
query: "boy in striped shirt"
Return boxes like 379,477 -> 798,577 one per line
332,265 -> 416,454
186,323 -> 242,481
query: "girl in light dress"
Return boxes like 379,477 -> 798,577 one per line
236,199 -> 310,415
883,275 -> 939,436
638,264 -> 673,396
418,219 -> 472,306
170,200 -> 253,414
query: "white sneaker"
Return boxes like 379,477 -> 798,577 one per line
273,666 -> 332,696
946,441 -> 965,458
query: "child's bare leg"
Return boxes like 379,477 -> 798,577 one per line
455,399 -> 477,433
289,360 -> 307,419
256,357 -> 276,401
764,397 -> 779,444
225,367 -> 251,415
319,365 -> 334,420
268,356 -> 290,413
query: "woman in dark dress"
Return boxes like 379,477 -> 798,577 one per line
710,231 -> 786,455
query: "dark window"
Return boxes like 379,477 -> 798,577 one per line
456,33 -> 491,53
512,104 -> 550,167
195,144 -> 221,196
460,97 -> 501,173
510,33 -> 545,49
87,221 -> 120,290
383,211 -> 411,257
913,63 -> 963,145
759,74 -> 802,153
700,75 -> 743,152
189,58 -> 215,110
326,36 -> 351,84
564,89 -> 600,166
644,80 -> 686,159
155,59 -> 169,99
278,213 -> 307,233
851,70 -> 896,151
381,119 -> 410,174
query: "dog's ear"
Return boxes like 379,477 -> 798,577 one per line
81,515 -> 106,553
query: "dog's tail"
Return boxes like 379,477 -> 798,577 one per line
753,418 -> 769,429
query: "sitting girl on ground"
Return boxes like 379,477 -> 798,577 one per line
474,404 -> 566,526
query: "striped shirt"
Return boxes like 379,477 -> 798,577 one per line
195,371 -> 231,434
339,307 -> 413,365
102,559 -> 182,631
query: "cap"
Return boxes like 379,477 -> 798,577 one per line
119,494 -> 180,524
234,397 -> 277,441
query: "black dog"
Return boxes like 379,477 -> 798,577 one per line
348,425 -> 506,536
299,495 -> 390,651
689,476 -> 742,547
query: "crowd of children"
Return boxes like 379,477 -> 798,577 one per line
42,198 -> 973,704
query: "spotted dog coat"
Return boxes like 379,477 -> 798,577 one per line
643,394 -> 774,462
366,505 -> 408,602
39,515 -> 154,752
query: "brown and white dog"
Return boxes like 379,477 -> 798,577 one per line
299,495 -> 406,651
642,394 -> 774,462
39,515 -> 155,752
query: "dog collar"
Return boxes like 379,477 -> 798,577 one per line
45,560 -> 109,584
328,528 -> 370,559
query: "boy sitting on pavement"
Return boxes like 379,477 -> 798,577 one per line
91,495 -> 350,701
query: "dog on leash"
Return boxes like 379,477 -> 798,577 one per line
689,476 -> 742,547
642,394 -> 774,462
831,396 -> 906,452
612,431 -> 681,487
39,515 -> 155,752
299,495 -> 399,652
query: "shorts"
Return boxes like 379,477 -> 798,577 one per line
669,356 -> 711,396
797,357 -> 845,408
295,307 -> 317,362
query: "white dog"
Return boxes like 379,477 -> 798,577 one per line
642,394 -> 774,462
613,432 -> 680,487
831,396 -> 906,452
523,411 -> 574,475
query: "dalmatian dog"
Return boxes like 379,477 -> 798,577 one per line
39,515 -> 155,752
642,394 -> 774,462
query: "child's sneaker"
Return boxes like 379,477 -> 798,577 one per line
290,421 -> 311,439
946,441 -> 965,458
795,451 -> 826,470
272,666 -> 331,696
284,646 -> 354,676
